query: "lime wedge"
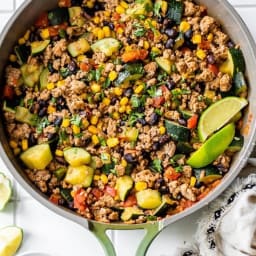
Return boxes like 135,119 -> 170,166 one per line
0,226 -> 23,256
0,173 -> 12,211
187,123 -> 235,168
198,97 -> 248,142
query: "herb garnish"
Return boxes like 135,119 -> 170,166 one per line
150,159 -> 163,173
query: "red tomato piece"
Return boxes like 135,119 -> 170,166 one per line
105,186 -> 117,198
208,64 -> 219,76
123,194 -> 137,207
34,12 -> 49,28
187,114 -> 198,129
3,85 -> 14,100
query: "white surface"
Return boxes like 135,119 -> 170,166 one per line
0,1 -> 255,255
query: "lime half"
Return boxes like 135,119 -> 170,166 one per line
187,123 -> 235,168
198,97 -> 248,142
0,226 -> 23,256
0,173 -> 12,211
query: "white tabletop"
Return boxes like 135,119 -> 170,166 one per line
0,1 -> 256,255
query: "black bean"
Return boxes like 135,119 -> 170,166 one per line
166,80 -> 176,90
207,54 -> 215,64
137,106 -> 145,113
141,150 -> 151,160
124,88 -> 133,98
38,100 -> 47,108
227,41 -> 235,48
117,147 -> 124,155
165,28 -> 178,39
38,107 -> 47,117
152,142 -> 160,151
67,61 -> 77,73
54,116 -> 63,127
138,118 -> 147,125
184,29 -> 193,39
159,134 -> 170,145
28,133 -> 37,147
47,132 -> 57,141
148,112 -> 159,125
120,120 -> 126,126
117,127 -> 123,133
47,62 -> 55,74
159,186 -> 169,194
126,37 -> 133,44
124,153 -> 137,164
165,38 -> 174,49
103,21 -> 115,30
163,18 -> 173,28
178,118 -> 187,126
184,40 -> 197,50
94,1 -> 105,11
71,0 -> 83,5
157,16 -> 164,23
111,97 -> 118,105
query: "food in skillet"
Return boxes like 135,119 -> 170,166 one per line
2,0 -> 248,223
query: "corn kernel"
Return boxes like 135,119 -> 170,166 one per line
93,16 -> 100,24
116,5 -> 125,14
10,140 -> 18,149
102,98 -> 111,106
97,29 -> 105,40
100,174 -> 108,184
105,10 -> 111,17
134,84 -> 144,94
14,148 -> 21,156
196,49 -> 206,60
62,118 -> 70,128
92,135 -> 100,145
87,0 -> 94,8
47,83 -> 55,90
97,121 -> 103,130
18,38 -> 26,45
77,55 -> 86,62
91,82 -> 101,93
103,26 -> 111,38
121,159 -> 127,168
21,139 -> 28,151
55,149 -> 64,157
120,97 -> 129,106
107,138 -> 119,148
119,105 -> 126,113
57,80 -> 65,87
47,105 -> 56,114
90,116 -> 99,125
112,112 -> 120,120
114,87 -> 123,96
88,125 -> 99,134
82,119 -> 90,128
72,125 -> 81,134
109,71 -> 118,81
120,1 -> 128,9
9,54 -> 17,62
192,34 -> 202,44
180,21 -> 191,32
151,20 -> 157,28
159,126 -> 166,135
125,105 -> 132,114
80,93 -> 87,100
143,41 -> 150,50
207,33 -> 213,42
23,30 -> 30,41
117,27 -> 124,34
125,45 -> 133,52
40,28 -> 50,40
190,176 -> 197,187
92,27 -> 100,36
135,181 -> 148,191
151,46 -> 161,55
94,175 -> 100,181
161,1 -> 168,15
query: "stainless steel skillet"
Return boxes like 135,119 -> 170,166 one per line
0,0 -> 256,255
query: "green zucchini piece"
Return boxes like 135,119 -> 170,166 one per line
176,141 -> 194,154
21,64 -> 43,87
136,189 -> 162,209
20,144 -> 53,170
153,195 -> 176,216
121,206 -> 143,221
14,45 -> 30,64
234,72 -> 247,96
227,135 -> 244,153
60,188 -> 73,202
48,8 -> 69,26
31,40 -> 50,55
54,167 -> 67,181
155,57 -> 173,74
220,48 -> 245,77
67,38 -> 90,57
116,175 -> 134,201
165,120 -> 190,141
179,109 -> 194,120
167,0 -> 184,24
193,165 -> 222,184
126,0 -> 153,16
174,32 -> 185,50
115,63 -> 144,85
91,38 -> 120,57
68,6 -> 85,27
64,147 -> 91,167
125,127 -> 139,142
39,68 -> 50,91
65,165 -> 94,187
15,106 -> 38,126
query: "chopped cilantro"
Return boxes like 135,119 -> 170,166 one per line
153,1 -> 162,17
99,137 -> 107,146
103,77 -> 111,89
70,114 -> 82,127
36,117 -> 50,134
131,95 -> 141,108
155,109 -> 163,116
27,99 -> 34,108
59,130 -> 68,144
150,159 -> 163,173
133,23 -> 146,37
171,88 -> 191,96
102,162 -> 116,175
96,66 -> 104,82
128,112 -> 145,126
147,86 -> 162,98
175,166 -> 183,173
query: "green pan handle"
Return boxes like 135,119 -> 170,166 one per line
88,221 -> 163,256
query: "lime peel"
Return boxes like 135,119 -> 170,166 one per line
0,173 -> 12,211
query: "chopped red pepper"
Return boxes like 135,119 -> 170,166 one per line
121,49 -> 148,63
187,114 -> 198,129
34,12 -> 49,28
48,23 -> 68,37
208,64 -> 219,76
58,0 -> 71,7
73,188 -> 87,211
113,12 -> 121,21
152,96 -> 165,108
80,62 -> 91,72
3,85 -> 14,100
49,194 -> 60,205
199,40 -> 210,50
122,194 -> 137,207
91,188 -> 103,200
164,166 -> 182,181
161,85 -> 169,94
105,186 -> 117,198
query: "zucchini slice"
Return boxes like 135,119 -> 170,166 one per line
176,141 -> 194,154
155,57 -> 173,74
126,0 -> 153,16
68,38 -> 90,57
174,32 -> 185,50
179,109 -> 194,120
167,0 -> 184,24
227,135 -> 244,153
234,72 -> 247,96
68,6 -> 85,27
136,189 -> 162,209
65,165 -> 94,187
20,144 -> 53,170
64,147 -> 91,166
60,188 -> 73,203
153,195 -> 176,216
116,175 -> 134,201
165,120 -> 190,142
15,106 -> 38,126
54,167 -> 67,181
121,206 -> 143,221
31,40 -> 50,55
91,38 -> 120,57
194,165 -> 222,184
0,173 -> 12,211
14,45 -> 30,64
48,8 -> 69,26
39,68 -> 50,91
219,48 -> 245,77
20,64 -> 43,87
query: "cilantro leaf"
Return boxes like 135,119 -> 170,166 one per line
36,117 -> 50,134
153,1 -> 162,17
70,114 -> 82,127
150,159 -> 163,173
128,112 -> 145,126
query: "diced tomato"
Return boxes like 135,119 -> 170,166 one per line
3,85 -> 14,100
113,12 -> 121,21
161,85 -> 169,94
181,47 -> 191,54
73,188 -> 87,211
152,96 -> 165,108
48,23 -> 68,37
164,166 -> 181,181
187,114 -> 198,129
122,194 -> 137,207
199,40 -> 210,50
91,188 -> 103,199
80,62 -> 91,72
121,49 -> 148,63
147,31 -> 154,41
49,194 -> 60,205
58,0 -> 71,7
34,12 -> 49,28
208,64 -> 219,76
105,186 -> 117,198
